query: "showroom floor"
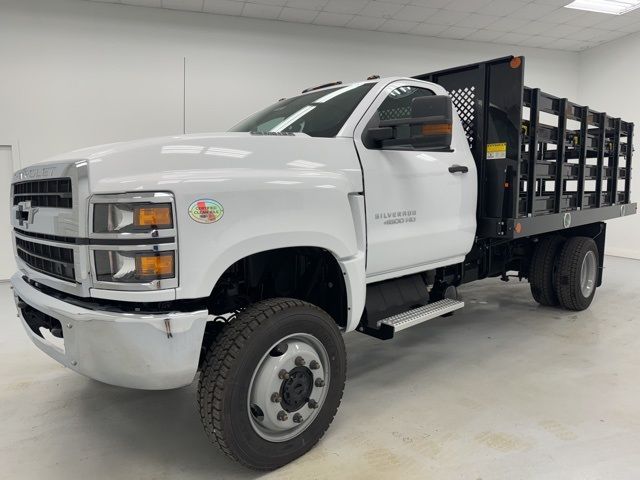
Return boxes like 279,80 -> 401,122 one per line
1,256 -> 639,480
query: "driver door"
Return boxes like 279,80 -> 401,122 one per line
354,81 -> 477,281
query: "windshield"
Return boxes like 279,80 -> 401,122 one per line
230,82 -> 375,138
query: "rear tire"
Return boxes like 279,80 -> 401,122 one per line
529,235 -> 565,306
198,298 -> 346,470
555,236 -> 599,311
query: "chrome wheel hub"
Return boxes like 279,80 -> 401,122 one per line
580,250 -> 597,298
248,333 -> 329,442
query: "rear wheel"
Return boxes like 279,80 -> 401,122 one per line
198,298 -> 346,470
555,237 -> 599,311
529,235 -> 565,306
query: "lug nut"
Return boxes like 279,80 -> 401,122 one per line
271,392 -> 282,403
309,360 -> 320,370
308,399 -> 318,409
277,410 -> 288,421
295,356 -> 305,367
293,413 -> 303,423
315,378 -> 325,388
278,369 -> 290,380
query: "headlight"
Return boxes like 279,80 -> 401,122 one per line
94,250 -> 175,283
93,203 -> 173,233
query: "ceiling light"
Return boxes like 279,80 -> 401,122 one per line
564,0 -> 640,15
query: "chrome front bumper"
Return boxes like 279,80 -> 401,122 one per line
11,273 -> 209,390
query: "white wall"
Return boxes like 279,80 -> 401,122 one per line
1,0 -> 580,166
578,34 -> 640,259
184,17 -> 580,135
0,0 -> 186,166
0,146 -> 16,279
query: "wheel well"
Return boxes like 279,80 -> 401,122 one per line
207,247 -> 348,328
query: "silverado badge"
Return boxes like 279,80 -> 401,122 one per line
188,199 -> 224,224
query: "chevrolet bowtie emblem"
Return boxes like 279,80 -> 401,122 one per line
15,201 -> 39,227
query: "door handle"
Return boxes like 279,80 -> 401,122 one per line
448,165 -> 469,174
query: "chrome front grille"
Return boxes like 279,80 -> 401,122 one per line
13,178 -> 73,208
11,163 -> 86,295
15,236 -> 76,283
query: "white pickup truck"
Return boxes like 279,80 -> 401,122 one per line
10,56 -> 636,470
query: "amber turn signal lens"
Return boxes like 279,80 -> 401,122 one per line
136,254 -> 174,278
421,123 -> 452,136
135,205 -> 172,227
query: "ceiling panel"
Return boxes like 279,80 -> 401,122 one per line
121,0 -> 162,6
378,18 -> 420,32
242,2 -> 282,18
393,5 -> 439,22
323,0 -> 369,14
456,13 -> 502,28
446,0 -> 494,13
278,5 -> 317,22
86,0 -> 640,51
347,14 -> 387,29
202,0 -> 243,14
313,11 -> 354,26
161,0 -> 204,11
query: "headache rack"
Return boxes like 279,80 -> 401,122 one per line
415,55 -> 636,239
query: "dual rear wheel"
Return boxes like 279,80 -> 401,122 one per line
529,235 -> 599,311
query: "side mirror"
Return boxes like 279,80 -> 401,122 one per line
409,95 -> 453,150
365,95 -> 453,150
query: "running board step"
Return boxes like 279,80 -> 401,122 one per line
378,298 -> 465,338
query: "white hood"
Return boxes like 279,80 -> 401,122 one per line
39,132 -> 363,194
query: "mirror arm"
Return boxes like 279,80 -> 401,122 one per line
364,126 -> 395,148
379,116 -> 450,128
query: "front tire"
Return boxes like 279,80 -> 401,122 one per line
198,298 -> 346,470
555,236 -> 599,311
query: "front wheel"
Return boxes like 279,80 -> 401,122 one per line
198,298 -> 346,470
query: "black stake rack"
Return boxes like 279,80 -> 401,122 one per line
415,55 -> 636,240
